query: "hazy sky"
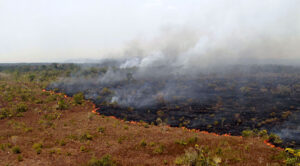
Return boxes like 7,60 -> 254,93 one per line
0,0 -> 299,63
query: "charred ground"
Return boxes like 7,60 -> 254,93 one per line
47,63 -> 300,148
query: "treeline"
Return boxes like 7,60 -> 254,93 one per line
0,63 -> 80,83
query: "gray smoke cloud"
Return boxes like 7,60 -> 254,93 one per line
47,0 -> 300,147
50,0 -> 300,107
98,0 -> 300,72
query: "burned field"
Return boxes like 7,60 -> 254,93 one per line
49,64 -> 300,148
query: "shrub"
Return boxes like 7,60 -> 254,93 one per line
87,155 -> 117,166
97,127 -> 105,133
242,130 -> 255,137
258,129 -> 268,138
187,136 -> 198,144
17,155 -> 23,162
12,146 -> 21,154
24,127 -> 33,133
73,92 -> 84,105
32,143 -> 43,149
153,145 -> 164,154
140,139 -> 147,147
149,142 -> 155,147
174,146 -> 221,166
143,123 -> 149,128
80,133 -> 93,141
59,139 -> 66,146
268,133 -> 283,145
15,103 -> 28,113
28,74 -> 35,82
80,146 -> 86,152
175,140 -> 187,146
57,99 -> 68,110
0,144 -> 6,151
163,160 -> 168,165
0,108 -> 10,119
32,143 -> 43,154
36,148 -> 42,154
49,148 -> 61,155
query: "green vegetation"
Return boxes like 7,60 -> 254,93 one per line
12,146 -> 21,154
80,146 -> 87,152
17,155 -> 23,162
139,139 -> 147,147
175,136 -> 198,146
153,144 -> 164,154
174,146 -> 222,166
284,148 -> 300,165
80,132 -> 93,141
74,92 -> 84,105
241,129 -> 282,145
32,143 -> 43,154
87,155 -> 117,166
57,99 -> 69,110
97,126 -> 105,133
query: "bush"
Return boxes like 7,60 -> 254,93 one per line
97,127 -> 105,133
174,146 -> 221,166
175,140 -> 187,146
59,139 -> 66,146
28,74 -> 35,82
15,103 -> 28,113
268,133 -> 283,145
57,99 -> 68,110
80,133 -> 93,141
242,130 -> 255,137
32,143 -> 43,149
49,148 -> 61,155
0,108 -> 10,119
188,136 -> 198,144
80,146 -> 86,152
17,155 -> 23,162
140,139 -> 147,147
284,148 -> 300,166
258,129 -> 268,138
153,145 -> 164,154
12,146 -> 21,154
32,143 -> 43,154
73,92 -> 84,105
87,155 -> 117,166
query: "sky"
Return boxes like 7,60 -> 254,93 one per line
0,0 -> 299,63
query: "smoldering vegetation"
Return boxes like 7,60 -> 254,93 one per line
48,62 -> 300,148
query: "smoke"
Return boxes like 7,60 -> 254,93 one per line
50,0 -> 300,106
47,1 -> 300,147
102,0 -> 300,71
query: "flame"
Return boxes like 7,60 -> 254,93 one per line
264,140 -> 275,148
263,140 -> 283,150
